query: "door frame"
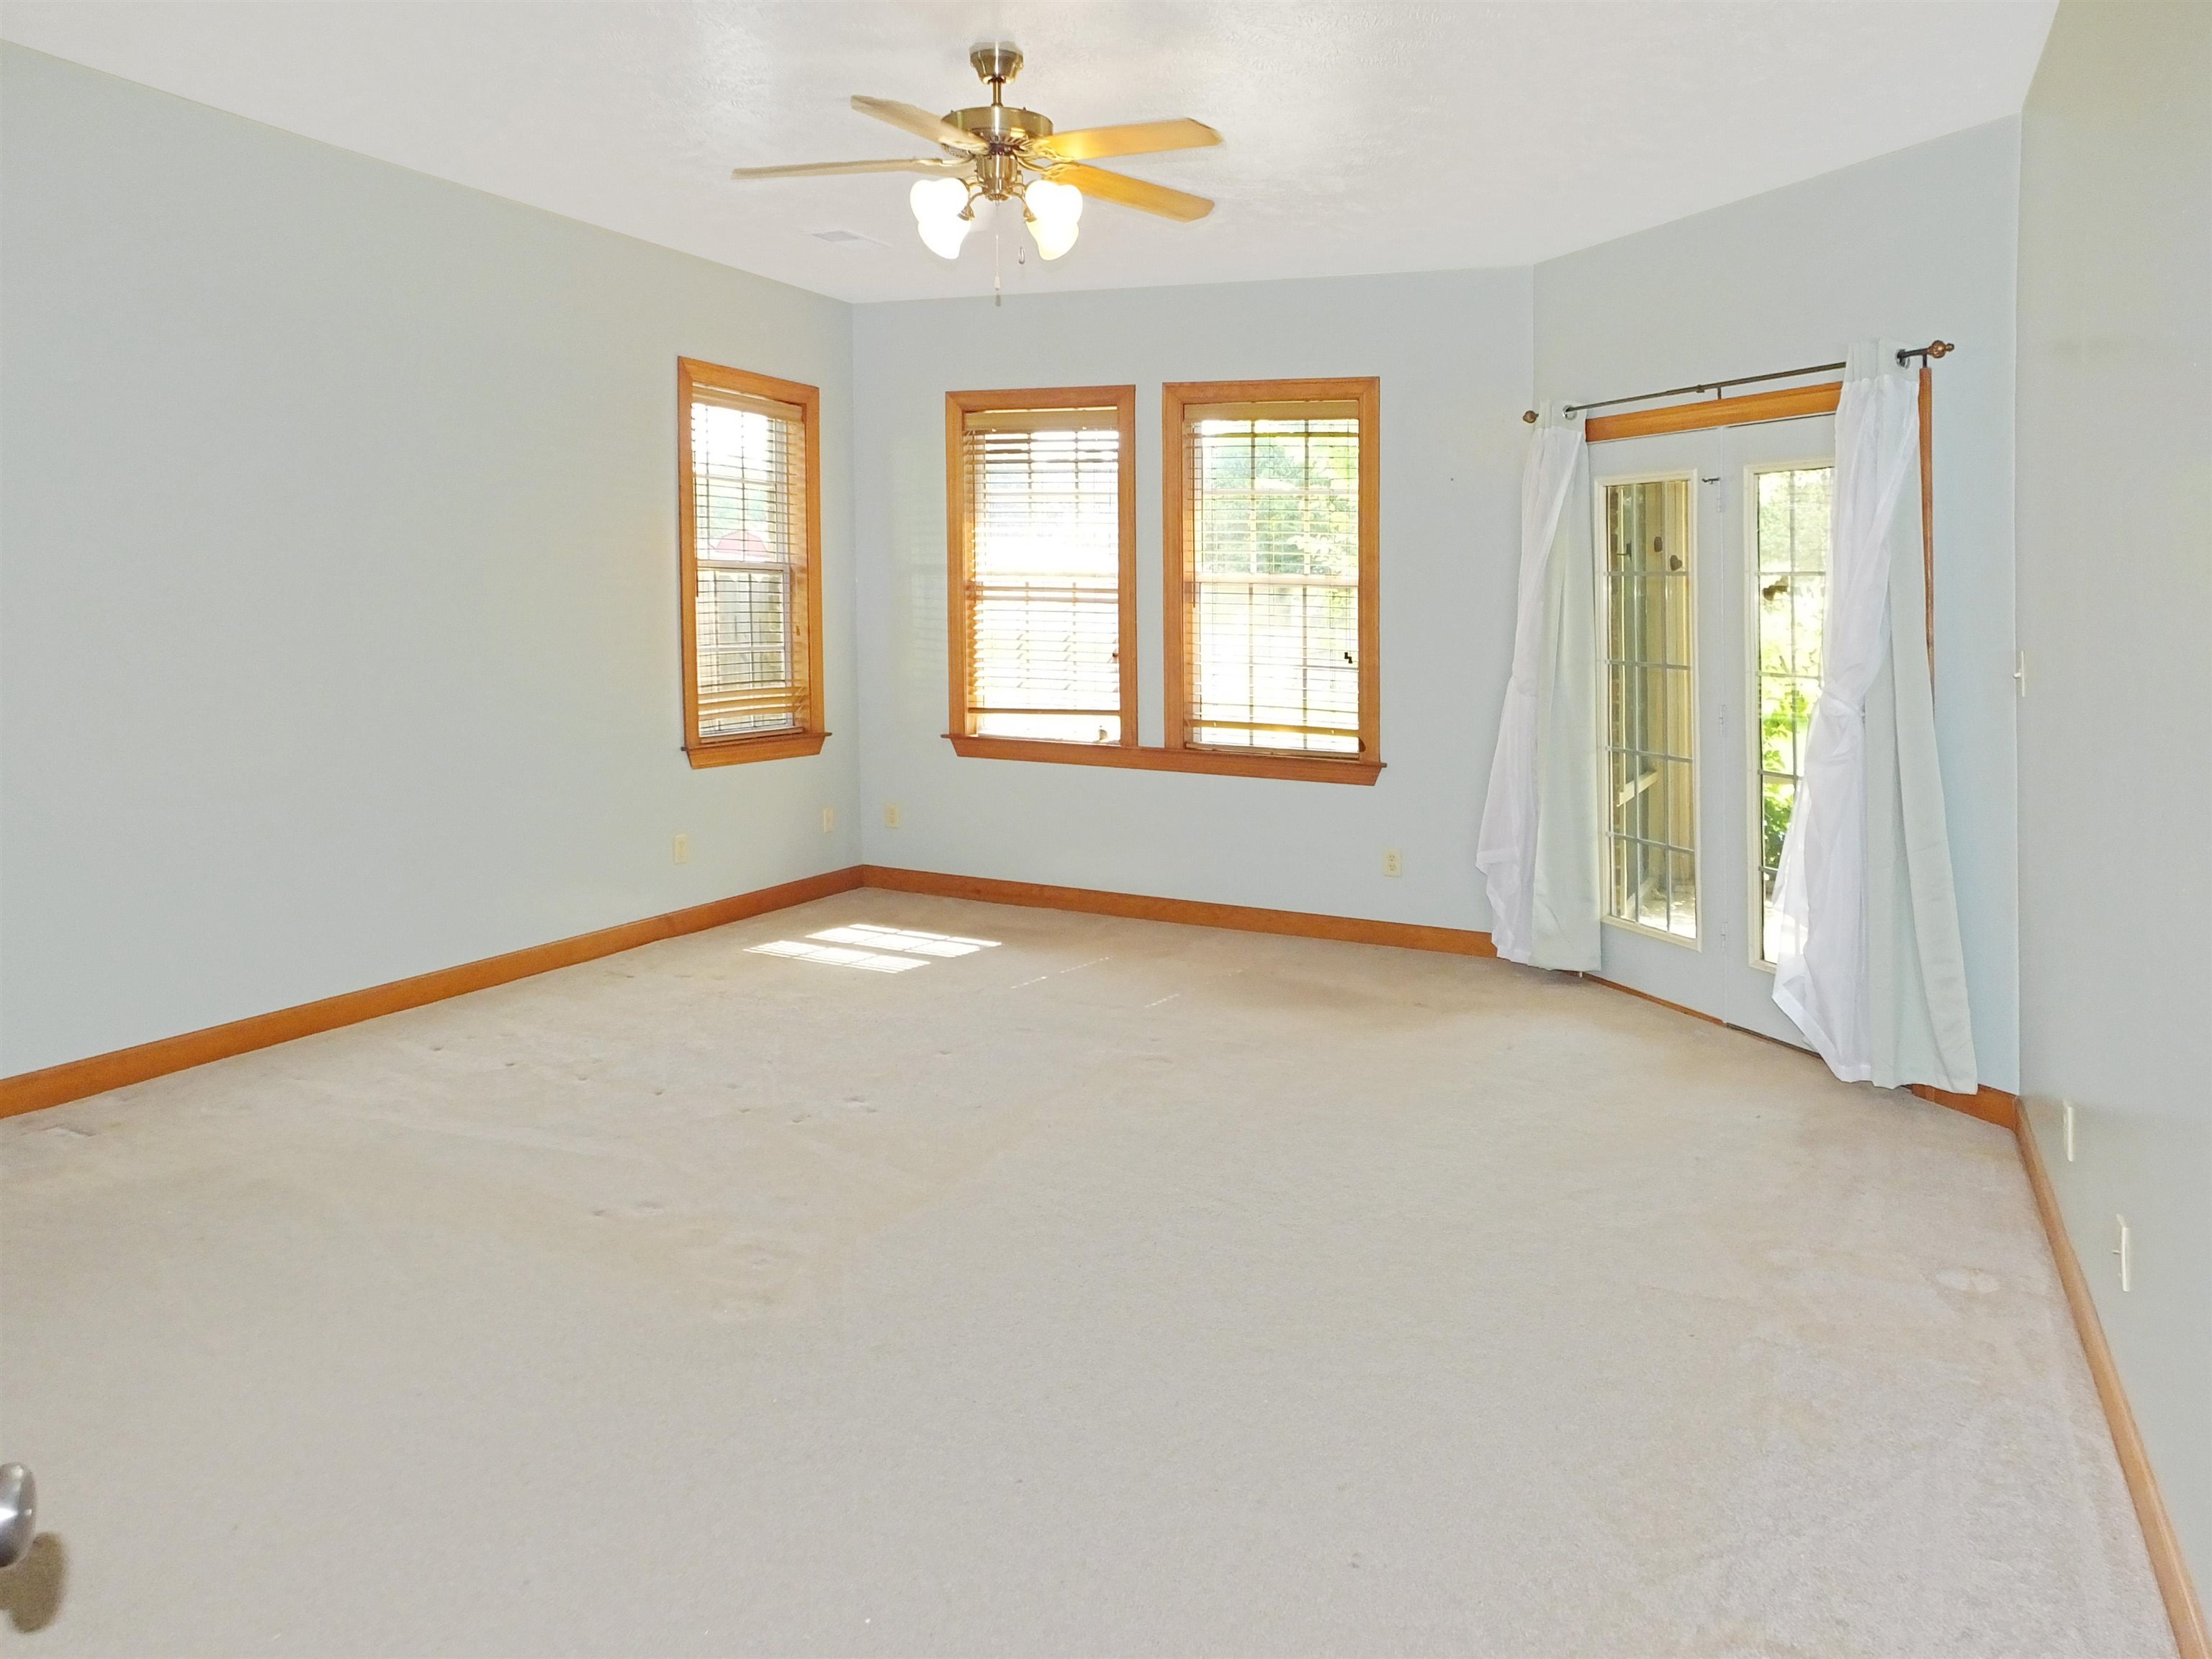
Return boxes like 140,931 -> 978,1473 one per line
1583,418 -> 1841,1051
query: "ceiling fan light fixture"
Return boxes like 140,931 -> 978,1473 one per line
733,42 -> 1220,265
1023,178 -> 1082,260
909,176 -> 974,259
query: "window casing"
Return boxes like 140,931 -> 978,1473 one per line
1164,379 -> 1381,777
678,359 -> 825,766
945,387 -> 1138,752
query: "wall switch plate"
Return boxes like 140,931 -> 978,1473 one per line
822,806 -> 835,834
672,833 -> 691,866
1383,849 -> 1403,877
884,804 -> 902,829
2115,1215 -> 2131,1291
2063,1100 -> 2075,1161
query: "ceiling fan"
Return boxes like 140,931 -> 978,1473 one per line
729,42 -> 1220,263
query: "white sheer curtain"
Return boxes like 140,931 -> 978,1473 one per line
1478,406 -> 1599,970
1772,342 -> 1977,1089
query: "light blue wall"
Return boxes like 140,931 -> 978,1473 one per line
2016,0 -> 2211,1600
849,130 -> 2027,1099
1533,120 -> 2024,1091
2,46 -> 2034,1118
851,270 -> 1534,927
7,13 -> 2198,1623
0,48 -> 861,1074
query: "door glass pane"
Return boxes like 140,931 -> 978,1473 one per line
1753,465 -> 1832,963
1601,478 -> 1696,940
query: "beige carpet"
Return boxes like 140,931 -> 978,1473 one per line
0,894 -> 2174,1658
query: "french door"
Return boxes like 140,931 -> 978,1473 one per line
1589,414 -> 1835,1046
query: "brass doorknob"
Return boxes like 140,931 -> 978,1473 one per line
0,1465 -> 35,1570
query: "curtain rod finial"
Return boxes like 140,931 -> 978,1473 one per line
1899,339 -> 1956,366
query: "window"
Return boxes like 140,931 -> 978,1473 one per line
1600,475 -> 1698,941
946,387 -> 1138,750
1750,464 -> 1832,964
678,359 -> 825,766
1164,379 -> 1380,778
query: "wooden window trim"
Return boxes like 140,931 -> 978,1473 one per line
945,385 -> 1139,751
1161,377 -> 1382,776
944,732 -> 1381,785
678,357 -> 827,769
1582,380 -> 1840,443
686,729 -> 830,768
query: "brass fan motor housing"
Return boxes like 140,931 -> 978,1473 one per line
945,105 -> 1053,144
956,42 -> 1048,202
946,104 -> 1053,199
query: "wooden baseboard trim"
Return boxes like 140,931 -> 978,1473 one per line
2017,1107 -> 2209,1659
1910,1082 -> 2019,1130
1583,974 -> 1727,1030
0,866 -> 865,1120
0,860 -> 2023,1150
863,872 -> 2023,1131
1585,981 -> 2020,1129
856,866 -> 1497,957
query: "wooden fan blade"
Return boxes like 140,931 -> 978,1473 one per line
1032,118 -> 1220,163
732,157 -> 966,180
1048,162 -> 1214,222
850,96 -> 984,153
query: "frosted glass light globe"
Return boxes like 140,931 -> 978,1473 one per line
909,178 -> 974,259
1023,179 -> 1082,261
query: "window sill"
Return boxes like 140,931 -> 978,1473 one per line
945,734 -> 1382,786
686,731 -> 830,768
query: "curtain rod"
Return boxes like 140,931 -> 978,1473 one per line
1521,340 -> 1954,423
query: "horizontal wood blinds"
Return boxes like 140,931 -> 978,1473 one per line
1181,399 -> 1365,755
688,379 -> 809,741
960,402 -> 1127,744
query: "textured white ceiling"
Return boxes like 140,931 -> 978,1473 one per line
1,1 -> 2055,305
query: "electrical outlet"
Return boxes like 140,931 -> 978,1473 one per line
1382,848 -> 1403,878
884,803 -> 902,829
2063,1100 -> 2075,1162
671,833 -> 691,866
822,806 -> 836,834
2115,1215 -> 2131,1292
